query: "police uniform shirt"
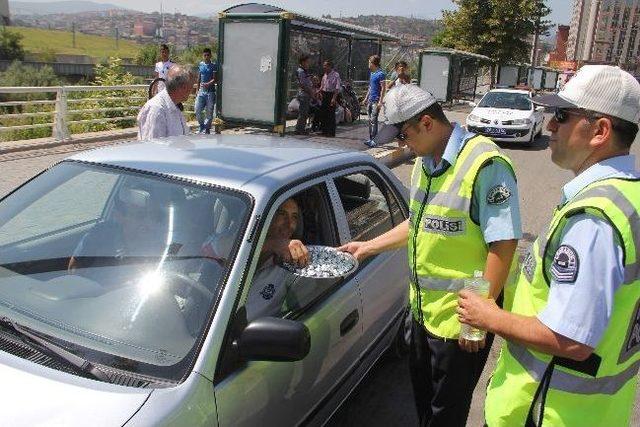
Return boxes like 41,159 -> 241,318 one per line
538,155 -> 639,348
245,258 -> 295,322
421,123 -> 523,243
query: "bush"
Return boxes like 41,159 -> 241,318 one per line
0,28 -> 25,61
0,62 -> 62,141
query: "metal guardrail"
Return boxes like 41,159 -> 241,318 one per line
0,60 -> 155,78
0,85 -> 197,142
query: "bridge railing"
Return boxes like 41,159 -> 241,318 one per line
0,85 -> 197,143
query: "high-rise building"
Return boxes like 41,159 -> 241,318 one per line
0,0 -> 10,26
567,0 -> 640,67
549,25 -> 571,62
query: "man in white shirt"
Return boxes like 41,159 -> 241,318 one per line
137,64 -> 194,140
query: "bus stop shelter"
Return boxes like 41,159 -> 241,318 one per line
497,64 -> 530,87
216,3 -> 398,134
417,48 -> 494,103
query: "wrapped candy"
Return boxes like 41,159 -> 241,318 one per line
283,245 -> 357,278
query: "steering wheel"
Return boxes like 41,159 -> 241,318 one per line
164,271 -> 214,301
148,77 -> 166,99
163,271 -> 215,337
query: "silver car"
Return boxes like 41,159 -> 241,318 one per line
0,135 -> 409,426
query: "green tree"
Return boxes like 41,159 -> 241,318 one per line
176,44 -> 217,67
67,57 -> 143,135
0,28 -> 26,61
433,0 -> 552,64
135,43 -> 160,66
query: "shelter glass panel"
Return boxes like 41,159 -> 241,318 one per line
221,21 -> 280,123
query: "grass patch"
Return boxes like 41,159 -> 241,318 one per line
11,26 -> 141,60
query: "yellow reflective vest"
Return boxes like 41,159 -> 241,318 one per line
486,177 -> 640,426
408,134 -> 514,339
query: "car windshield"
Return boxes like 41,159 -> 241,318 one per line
477,92 -> 532,110
0,162 -> 249,382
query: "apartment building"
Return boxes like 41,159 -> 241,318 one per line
567,0 -> 640,67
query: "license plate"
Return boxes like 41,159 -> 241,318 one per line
486,127 -> 506,135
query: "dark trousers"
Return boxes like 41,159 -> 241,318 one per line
410,318 -> 494,427
320,91 -> 336,137
295,93 -> 311,133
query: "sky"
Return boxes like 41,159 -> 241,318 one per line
15,0 -> 574,25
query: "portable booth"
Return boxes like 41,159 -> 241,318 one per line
497,64 -> 530,87
542,67 -> 560,91
527,66 -> 545,90
216,3 -> 399,134
417,48 -> 494,103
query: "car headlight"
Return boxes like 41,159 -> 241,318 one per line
511,118 -> 532,125
468,114 -> 481,122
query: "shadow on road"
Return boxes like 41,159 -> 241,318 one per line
497,134 -> 549,151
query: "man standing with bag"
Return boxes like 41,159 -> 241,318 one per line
340,84 -> 521,426
458,65 -> 640,426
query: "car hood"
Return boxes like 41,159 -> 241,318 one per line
0,351 -> 151,426
471,107 -> 532,121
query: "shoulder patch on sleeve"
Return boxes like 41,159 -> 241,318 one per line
551,245 -> 580,283
486,184 -> 512,205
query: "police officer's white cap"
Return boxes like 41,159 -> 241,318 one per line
384,84 -> 438,125
533,65 -> 640,124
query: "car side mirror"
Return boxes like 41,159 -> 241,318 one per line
535,106 -> 545,112
236,317 -> 311,362
468,102 -> 477,108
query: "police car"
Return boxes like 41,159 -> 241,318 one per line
466,88 -> 545,146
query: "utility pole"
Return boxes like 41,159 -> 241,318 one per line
530,17 -> 540,66
72,21 -> 76,48
115,27 -> 119,49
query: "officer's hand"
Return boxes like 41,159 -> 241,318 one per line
457,289 -> 499,331
337,241 -> 373,261
458,337 -> 485,353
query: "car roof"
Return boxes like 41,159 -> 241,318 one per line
68,134 -> 374,193
485,88 -> 531,96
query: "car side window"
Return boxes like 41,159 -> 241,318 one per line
243,184 -> 341,322
334,172 -> 398,242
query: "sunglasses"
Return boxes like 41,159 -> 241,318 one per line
553,107 -> 603,124
396,115 -> 424,141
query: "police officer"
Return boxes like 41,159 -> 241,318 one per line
340,84 -> 522,426
457,65 -> 640,426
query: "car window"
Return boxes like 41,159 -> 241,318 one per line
478,92 -> 532,110
243,183 -> 340,321
334,172 -> 397,241
0,161 -> 250,383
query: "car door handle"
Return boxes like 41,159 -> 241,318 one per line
340,309 -> 359,336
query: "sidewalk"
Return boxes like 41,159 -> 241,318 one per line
0,119 -> 414,169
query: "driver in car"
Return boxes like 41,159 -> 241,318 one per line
245,198 -> 310,321
68,187 -> 163,272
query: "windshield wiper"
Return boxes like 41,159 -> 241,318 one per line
0,317 -> 111,383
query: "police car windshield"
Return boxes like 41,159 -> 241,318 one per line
478,92 -> 532,111
0,162 -> 250,383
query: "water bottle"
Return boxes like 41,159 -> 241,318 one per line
460,270 -> 490,341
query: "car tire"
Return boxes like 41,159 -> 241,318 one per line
535,122 -> 543,139
525,126 -> 536,147
390,305 -> 412,359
